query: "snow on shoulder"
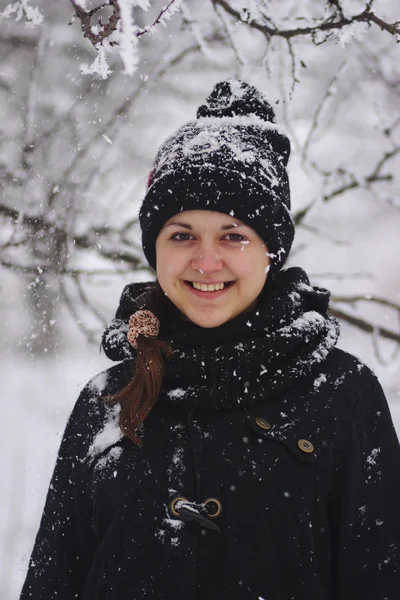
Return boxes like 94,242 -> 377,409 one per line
83,367 -> 124,460
87,402 -> 122,460
87,371 -> 110,396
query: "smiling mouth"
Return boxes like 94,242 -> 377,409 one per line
185,281 -> 235,292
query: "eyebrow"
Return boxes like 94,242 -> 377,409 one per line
163,221 -> 245,231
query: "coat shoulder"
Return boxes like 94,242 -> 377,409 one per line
323,346 -> 376,387
314,347 -> 388,424
80,361 -> 132,401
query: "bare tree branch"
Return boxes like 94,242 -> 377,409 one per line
332,294 -> 400,313
329,306 -> 400,343
213,0 -> 400,40
47,39 -> 202,209
323,146 -> 399,202
0,260 -> 140,277
72,274 -> 108,328
298,223 -> 349,245
0,203 -> 145,268
302,60 -> 348,164
59,277 -> 99,343
311,271 -> 374,280
212,1 -> 247,66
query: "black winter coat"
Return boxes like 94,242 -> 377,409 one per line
20,270 -> 400,600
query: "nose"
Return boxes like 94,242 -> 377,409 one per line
191,242 -> 223,273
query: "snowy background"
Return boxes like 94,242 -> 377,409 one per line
1,1 -> 399,598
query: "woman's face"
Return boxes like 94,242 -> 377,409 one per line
155,210 -> 270,328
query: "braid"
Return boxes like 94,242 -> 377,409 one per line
110,282 -> 175,445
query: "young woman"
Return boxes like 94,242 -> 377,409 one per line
20,79 -> 400,600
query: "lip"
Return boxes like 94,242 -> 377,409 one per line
183,281 -> 234,299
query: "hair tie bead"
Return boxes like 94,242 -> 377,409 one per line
127,310 -> 160,349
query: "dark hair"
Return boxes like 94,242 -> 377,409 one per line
109,282 -> 175,446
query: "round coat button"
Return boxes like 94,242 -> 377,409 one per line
255,417 -> 272,430
203,497 -> 222,519
298,439 -> 314,453
169,496 -> 188,517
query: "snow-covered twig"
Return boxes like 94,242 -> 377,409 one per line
1,0 -> 43,27
70,0 -> 183,44
73,0 -> 184,78
70,0 -> 120,46
136,0 -> 183,37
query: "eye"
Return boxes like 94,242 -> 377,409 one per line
225,233 -> 248,242
170,232 -> 193,242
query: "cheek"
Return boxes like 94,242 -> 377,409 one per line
241,252 -> 265,275
237,251 -> 269,283
157,250 -> 185,278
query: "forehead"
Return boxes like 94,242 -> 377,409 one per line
163,210 -> 247,228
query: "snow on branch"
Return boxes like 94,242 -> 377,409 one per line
70,1 -> 121,45
0,0 -> 43,27
136,0 -> 183,36
70,0 -> 183,78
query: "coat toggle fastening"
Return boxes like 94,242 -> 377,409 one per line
169,498 -> 222,533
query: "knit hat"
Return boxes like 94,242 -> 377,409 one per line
139,79 -> 294,274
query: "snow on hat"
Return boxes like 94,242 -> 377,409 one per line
139,79 -> 294,274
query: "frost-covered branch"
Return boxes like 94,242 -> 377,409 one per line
0,0 -> 44,27
70,0 -> 183,44
136,0 -> 183,37
70,0 -> 120,46
69,0 -> 183,77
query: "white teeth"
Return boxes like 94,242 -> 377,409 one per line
191,282 -> 230,291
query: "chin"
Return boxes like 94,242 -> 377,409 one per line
184,311 -> 233,329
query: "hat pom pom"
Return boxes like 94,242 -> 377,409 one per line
196,78 -> 276,123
